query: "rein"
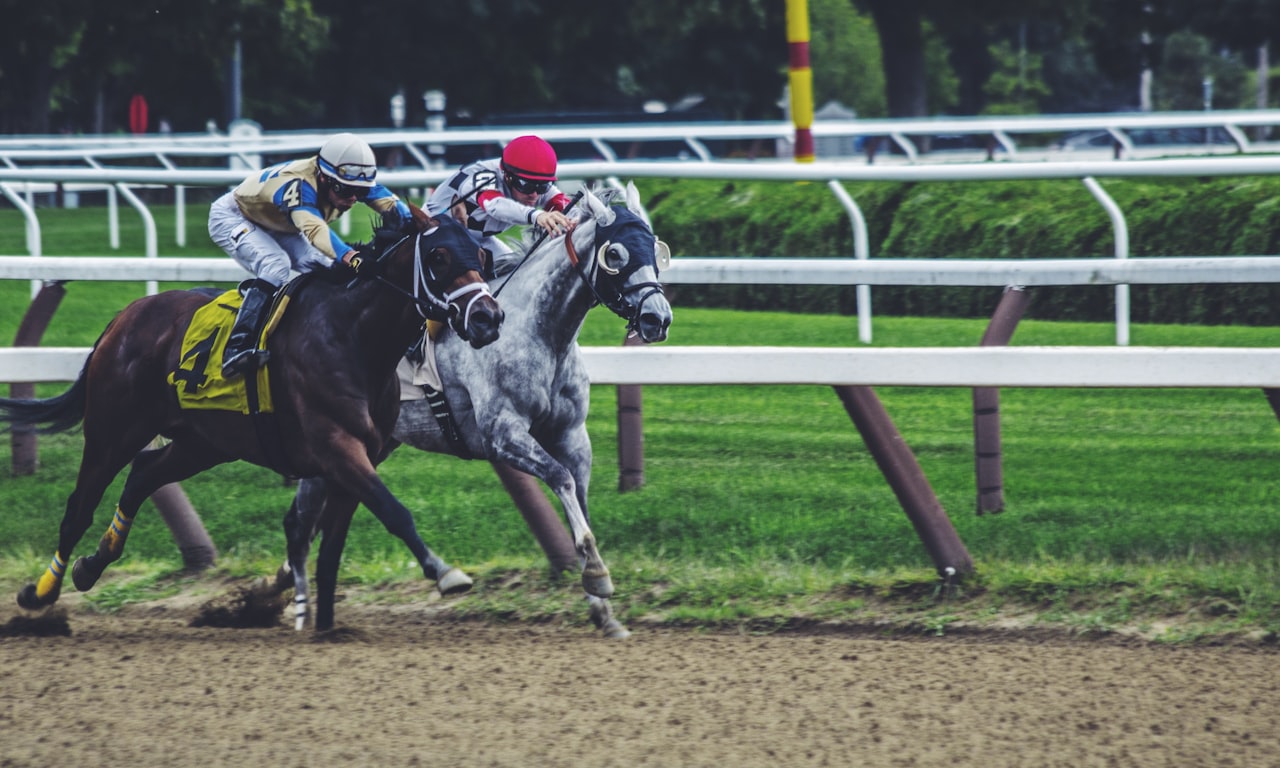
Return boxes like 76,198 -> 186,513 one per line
492,191 -> 583,298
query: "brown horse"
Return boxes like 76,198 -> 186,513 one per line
1,210 -> 503,623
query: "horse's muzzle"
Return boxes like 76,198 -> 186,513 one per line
459,301 -> 504,349
635,292 -> 672,344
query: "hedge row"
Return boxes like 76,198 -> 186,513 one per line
638,175 -> 1280,325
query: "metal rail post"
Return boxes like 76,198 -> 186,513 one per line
834,385 -> 973,576
490,462 -> 578,574
973,286 -> 1031,514
617,331 -> 647,491
10,281 -> 66,474
151,481 -> 217,571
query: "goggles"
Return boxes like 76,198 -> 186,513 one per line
330,181 -> 362,199
320,157 -> 377,184
505,173 -> 550,195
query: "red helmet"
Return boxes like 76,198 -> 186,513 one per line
501,135 -> 558,181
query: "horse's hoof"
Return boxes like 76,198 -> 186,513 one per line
273,564 -> 296,593
581,568 -> 614,599
70,557 -> 102,592
17,583 -> 58,610
436,567 -> 473,596
601,618 -> 632,640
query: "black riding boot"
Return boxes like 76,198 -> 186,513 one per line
220,278 -> 275,379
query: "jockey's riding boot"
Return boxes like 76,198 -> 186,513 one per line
221,278 -> 275,379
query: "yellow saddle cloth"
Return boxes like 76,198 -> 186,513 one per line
167,288 -> 277,414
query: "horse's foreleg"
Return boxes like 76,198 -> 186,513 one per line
71,441 -> 224,593
588,595 -> 631,639
313,494 -> 355,632
358,477 -> 473,594
491,436 -> 613,599
324,442 -> 471,597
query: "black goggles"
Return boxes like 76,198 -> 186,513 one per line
505,173 -> 551,195
330,181 -> 362,199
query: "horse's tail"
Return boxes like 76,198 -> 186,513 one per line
0,346 -> 95,435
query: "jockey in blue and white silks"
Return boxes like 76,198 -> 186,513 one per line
208,132 -> 412,378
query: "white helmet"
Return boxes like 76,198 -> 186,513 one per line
318,132 -> 377,188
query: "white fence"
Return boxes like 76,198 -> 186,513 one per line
0,250 -> 1277,388
7,153 -> 1280,343
5,346 -> 1278,389
4,108 -> 1280,166
2,129 -> 1280,388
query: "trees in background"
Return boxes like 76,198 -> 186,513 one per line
0,0 -> 1276,135
0,0 -> 326,133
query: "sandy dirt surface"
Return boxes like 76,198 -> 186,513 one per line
1,592 -> 1278,768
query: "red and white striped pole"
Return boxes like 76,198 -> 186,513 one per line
786,0 -> 815,163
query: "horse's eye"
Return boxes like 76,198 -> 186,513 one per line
596,241 -> 627,275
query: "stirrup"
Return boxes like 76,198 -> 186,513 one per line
221,348 -> 271,379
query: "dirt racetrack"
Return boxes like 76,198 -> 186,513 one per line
2,593 -> 1278,768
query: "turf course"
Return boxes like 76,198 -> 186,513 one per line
0,201 -> 1277,641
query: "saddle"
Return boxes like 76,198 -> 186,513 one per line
398,323 -> 471,457
167,279 -> 304,414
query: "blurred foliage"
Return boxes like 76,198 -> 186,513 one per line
2,0 -> 1278,135
640,175 -> 1280,324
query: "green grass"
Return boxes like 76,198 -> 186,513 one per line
1,201 -> 1279,642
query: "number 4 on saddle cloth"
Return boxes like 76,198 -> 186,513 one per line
166,286 -> 290,414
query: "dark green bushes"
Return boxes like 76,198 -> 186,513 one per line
640,175 -> 1280,325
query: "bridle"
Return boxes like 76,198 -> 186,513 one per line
491,193 -> 669,335
367,223 -> 494,330
563,210 -> 669,334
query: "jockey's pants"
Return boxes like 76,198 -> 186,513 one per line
208,192 -> 330,288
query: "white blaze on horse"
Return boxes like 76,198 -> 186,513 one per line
284,183 -> 672,637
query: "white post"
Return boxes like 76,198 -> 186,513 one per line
827,180 -> 872,344
1082,176 -> 1130,345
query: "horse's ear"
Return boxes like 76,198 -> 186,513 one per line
625,181 -> 642,212
408,200 -> 432,232
625,181 -> 656,229
582,187 -> 616,226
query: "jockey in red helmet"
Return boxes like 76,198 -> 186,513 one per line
500,135 -> 560,186
425,134 -> 572,277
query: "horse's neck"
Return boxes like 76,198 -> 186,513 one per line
329,272 -> 423,368
504,237 -> 595,349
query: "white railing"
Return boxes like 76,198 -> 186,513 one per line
4,346 -> 1277,389
0,250 -> 1276,388
4,109 -> 1280,167
2,254 -> 1280,287
5,153 -> 1280,344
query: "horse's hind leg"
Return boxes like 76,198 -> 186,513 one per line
17,431 -> 156,610
71,440 -> 226,593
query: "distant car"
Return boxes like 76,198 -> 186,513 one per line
1059,127 -> 1235,151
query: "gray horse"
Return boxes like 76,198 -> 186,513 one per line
283,183 -> 673,637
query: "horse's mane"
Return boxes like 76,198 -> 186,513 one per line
358,209 -> 426,257
516,185 -> 625,253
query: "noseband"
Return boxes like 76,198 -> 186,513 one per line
412,233 -> 493,326
370,226 -> 493,326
